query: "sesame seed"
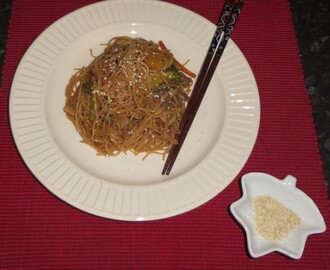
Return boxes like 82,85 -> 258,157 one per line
253,195 -> 302,241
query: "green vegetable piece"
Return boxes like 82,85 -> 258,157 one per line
82,81 -> 94,94
165,71 -> 182,81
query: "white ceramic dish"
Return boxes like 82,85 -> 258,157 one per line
9,0 -> 260,221
230,172 -> 326,259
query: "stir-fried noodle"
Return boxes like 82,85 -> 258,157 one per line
64,36 -> 194,158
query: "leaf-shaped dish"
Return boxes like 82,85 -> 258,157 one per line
230,172 -> 326,259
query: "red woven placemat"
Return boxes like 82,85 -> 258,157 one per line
1,0 -> 329,269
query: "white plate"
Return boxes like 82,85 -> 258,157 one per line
9,0 -> 260,221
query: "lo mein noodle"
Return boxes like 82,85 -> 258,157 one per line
64,36 -> 194,158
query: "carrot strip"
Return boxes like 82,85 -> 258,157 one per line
158,41 -> 196,78
158,40 -> 167,50
173,60 -> 196,78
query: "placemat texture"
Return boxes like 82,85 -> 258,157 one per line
1,0 -> 329,269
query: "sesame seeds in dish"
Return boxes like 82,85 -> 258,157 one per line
230,173 -> 326,259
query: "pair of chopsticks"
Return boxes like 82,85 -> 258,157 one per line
162,0 -> 244,175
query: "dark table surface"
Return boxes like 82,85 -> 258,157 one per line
290,0 -> 330,198
1,0 -> 329,198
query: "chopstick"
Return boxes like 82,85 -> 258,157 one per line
162,0 -> 244,175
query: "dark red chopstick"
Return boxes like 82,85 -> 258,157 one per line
162,0 -> 244,175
